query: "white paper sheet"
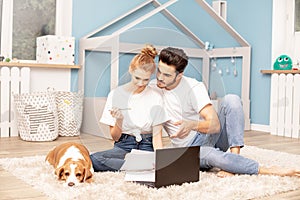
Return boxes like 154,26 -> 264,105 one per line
124,170 -> 155,182
121,149 -> 155,182
120,149 -> 155,171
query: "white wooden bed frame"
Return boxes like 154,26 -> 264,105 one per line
78,0 -> 251,138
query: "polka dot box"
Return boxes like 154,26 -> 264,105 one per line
36,35 -> 75,65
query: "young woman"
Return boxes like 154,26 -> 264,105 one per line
90,44 -> 167,172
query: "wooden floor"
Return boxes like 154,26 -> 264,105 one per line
0,130 -> 299,200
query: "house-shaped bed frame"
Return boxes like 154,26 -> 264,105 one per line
78,0 -> 251,137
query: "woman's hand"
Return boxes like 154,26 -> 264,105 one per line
109,107 -> 124,141
110,107 -> 124,119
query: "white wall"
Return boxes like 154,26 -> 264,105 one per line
30,68 -> 71,92
272,0 -> 300,65
81,97 -> 111,139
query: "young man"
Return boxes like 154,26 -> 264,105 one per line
150,47 -> 300,177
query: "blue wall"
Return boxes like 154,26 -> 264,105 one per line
72,0 -> 273,126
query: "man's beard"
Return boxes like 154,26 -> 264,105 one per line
156,78 -> 177,89
156,80 -> 166,88
156,74 -> 178,89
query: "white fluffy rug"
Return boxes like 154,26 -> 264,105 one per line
0,146 -> 300,200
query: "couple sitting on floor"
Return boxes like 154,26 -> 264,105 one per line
90,44 -> 300,178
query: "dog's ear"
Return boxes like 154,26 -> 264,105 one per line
55,167 -> 65,180
84,168 -> 93,183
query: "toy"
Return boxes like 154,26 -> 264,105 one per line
273,55 -> 292,70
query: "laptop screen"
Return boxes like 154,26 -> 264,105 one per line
155,146 -> 200,188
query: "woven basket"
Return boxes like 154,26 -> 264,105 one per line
14,91 -> 59,141
55,91 -> 83,136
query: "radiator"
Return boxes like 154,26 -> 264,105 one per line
270,73 -> 300,138
0,66 -> 30,137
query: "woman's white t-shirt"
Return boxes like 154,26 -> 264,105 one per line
100,86 -> 167,137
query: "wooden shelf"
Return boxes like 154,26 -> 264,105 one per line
260,70 -> 300,74
0,62 -> 80,69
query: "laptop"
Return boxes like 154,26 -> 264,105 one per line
153,146 -> 200,188
123,146 -> 200,188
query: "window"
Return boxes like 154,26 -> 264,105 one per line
0,0 -> 72,61
12,0 -> 56,60
295,0 -> 300,32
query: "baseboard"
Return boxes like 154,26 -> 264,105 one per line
250,123 -> 270,133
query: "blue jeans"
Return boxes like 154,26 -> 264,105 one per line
193,94 -> 245,150
191,94 -> 259,174
90,133 -> 153,172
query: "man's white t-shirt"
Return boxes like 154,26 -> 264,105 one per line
150,76 -> 211,147
100,86 -> 167,137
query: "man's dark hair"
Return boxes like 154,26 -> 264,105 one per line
158,47 -> 189,73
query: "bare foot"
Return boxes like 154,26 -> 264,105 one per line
217,170 -> 234,178
230,146 -> 240,154
259,166 -> 300,177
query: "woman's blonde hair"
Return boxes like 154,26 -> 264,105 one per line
129,44 -> 157,73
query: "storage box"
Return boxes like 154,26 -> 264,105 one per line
36,35 -> 75,65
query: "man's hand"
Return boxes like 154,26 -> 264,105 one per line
170,120 -> 197,139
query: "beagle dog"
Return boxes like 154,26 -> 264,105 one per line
45,142 -> 94,187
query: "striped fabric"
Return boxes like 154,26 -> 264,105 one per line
55,91 -> 83,136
